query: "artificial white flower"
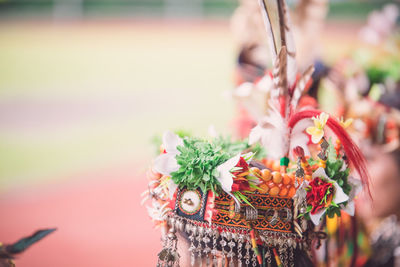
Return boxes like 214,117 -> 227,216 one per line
215,154 -> 241,193
341,176 -> 363,216
167,178 -> 179,200
309,167 -> 349,225
153,131 -> 183,176
153,131 -> 183,199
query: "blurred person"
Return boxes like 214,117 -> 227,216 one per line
306,4 -> 400,266
356,89 -> 400,267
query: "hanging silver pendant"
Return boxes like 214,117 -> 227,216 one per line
157,227 -> 180,267
211,229 -> 219,267
227,232 -> 236,267
237,234 -> 244,267
251,249 -> 257,267
198,226 -> 205,267
244,237 -> 251,267
265,248 -> 272,267
220,231 -> 227,260
188,225 -> 196,267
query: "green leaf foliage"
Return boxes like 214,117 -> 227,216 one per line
170,136 -> 253,193
325,139 -> 352,195
213,136 -> 250,156
326,205 -> 341,218
308,157 -> 318,167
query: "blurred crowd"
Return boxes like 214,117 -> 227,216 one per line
230,1 -> 400,266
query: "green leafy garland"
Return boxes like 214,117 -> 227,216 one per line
170,136 -> 258,193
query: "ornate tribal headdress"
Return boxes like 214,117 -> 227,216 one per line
143,1 -> 370,266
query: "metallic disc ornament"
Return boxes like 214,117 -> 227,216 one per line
178,189 -> 202,215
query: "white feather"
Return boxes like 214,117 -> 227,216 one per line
288,118 -> 312,159
250,104 -> 290,159
249,109 -> 312,160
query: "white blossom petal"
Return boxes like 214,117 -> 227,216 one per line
310,209 -> 326,225
218,171 -> 234,193
342,201 -> 355,216
153,153 -> 179,176
332,181 -> 349,204
312,167 -> 329,180
216,154 -> 241,193
311,131 -> 324,144
341,176 -> 362,216
348,176 -> 363,200
163,131 -> 183,154
167,179 -> 179,200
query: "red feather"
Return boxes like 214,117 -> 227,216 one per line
289,110 -> 371,197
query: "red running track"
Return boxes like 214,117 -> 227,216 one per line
0,164 -> 161,267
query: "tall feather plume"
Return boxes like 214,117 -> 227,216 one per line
280,0 -> 297,88
290,65 -> 314,112
258,0 -> 279,62
257,0 -> 300,159
271,46 -> 288,117
258,0 -> 297,88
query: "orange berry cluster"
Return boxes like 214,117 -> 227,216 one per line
249,167 -> 297,198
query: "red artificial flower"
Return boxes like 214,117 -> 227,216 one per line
232,157 -> 249,176
231,179 -> 250,192
306,177 -> 334,214
228,156 -> 251,192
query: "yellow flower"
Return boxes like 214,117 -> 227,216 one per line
339,117 -> 353,129
306,112 -> 329,144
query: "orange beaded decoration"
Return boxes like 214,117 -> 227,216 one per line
250,166 -> 296,198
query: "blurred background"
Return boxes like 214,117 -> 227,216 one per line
0,0 -> 398,266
